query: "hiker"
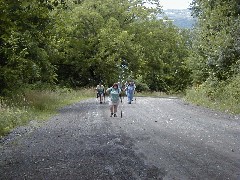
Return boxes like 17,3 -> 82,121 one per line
118,81 -> 124,99
106,83 -> 121,117
124,81 -> 129,96
125,81 -> 135,104
120,81 -> 126,99
96,82 -> 105,104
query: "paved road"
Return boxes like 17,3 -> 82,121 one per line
0,97 -> 240,179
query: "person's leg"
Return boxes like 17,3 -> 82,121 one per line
109,101 -> 114,117
129,93 -> 133,102
113,105 -> 118,117
100,93 -> 103,103
110,105 -> 114,117
128,93 -> 132,104
127,93 -> 130,103
113,105 -> 117,113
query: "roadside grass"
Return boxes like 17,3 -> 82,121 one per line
0,87 -> 95,138
136,91 -> 183,98
184,76 -> 240,114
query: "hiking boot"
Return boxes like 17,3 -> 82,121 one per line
114,114 -> 117,117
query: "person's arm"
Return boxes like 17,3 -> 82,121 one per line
106,87 -> 111,94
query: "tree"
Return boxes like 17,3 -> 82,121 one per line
0,0 -> 57,94
189,0 -> 240,84
51,0 -> 162,86
129,19 -> 191,92
0,0 -> 192,94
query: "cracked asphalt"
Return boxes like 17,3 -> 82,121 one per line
0,97 -> 239,179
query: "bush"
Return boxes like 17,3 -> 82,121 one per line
134,75 -> 150,92
135,81 -> 150,92
219,75 -> 240,113
185,75 -> 240,114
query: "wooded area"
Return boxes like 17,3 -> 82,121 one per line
0,0 -> 239,95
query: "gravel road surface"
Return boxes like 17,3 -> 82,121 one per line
0,97 -> 240,179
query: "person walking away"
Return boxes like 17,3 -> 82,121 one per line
124,81 -> 129,96
96,82 -> 105,104
106,83 -> 121,117
125,81 -> 135,104
120,81 -> 126,99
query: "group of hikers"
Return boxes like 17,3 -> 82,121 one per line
95,81 -> 136,117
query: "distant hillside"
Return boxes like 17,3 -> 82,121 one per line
158,9 -> 196,29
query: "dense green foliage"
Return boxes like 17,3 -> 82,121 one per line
0,0 -> 192,94
185,0 -> 240,113
0,0 -> 58,94
189,0 -> 240,83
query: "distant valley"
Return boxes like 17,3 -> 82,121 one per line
158,9 -> 196,29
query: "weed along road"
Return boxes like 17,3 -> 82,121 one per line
0,97 -> 239,179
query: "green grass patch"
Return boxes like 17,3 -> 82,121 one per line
0,87 -> 95,138
185,75 -> 240,114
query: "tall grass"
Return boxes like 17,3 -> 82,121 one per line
185,75 -> 240,114
0,87 -> 95,138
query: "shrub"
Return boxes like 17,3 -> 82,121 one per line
185,75 -> 240,114
135,81 -> 150,92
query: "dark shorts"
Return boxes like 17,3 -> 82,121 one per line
97,92 -> 104,98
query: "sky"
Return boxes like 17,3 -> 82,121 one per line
159,0 -> 192,10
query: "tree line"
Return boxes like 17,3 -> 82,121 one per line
189,0 -> 240,85
0,0 -> 239,96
